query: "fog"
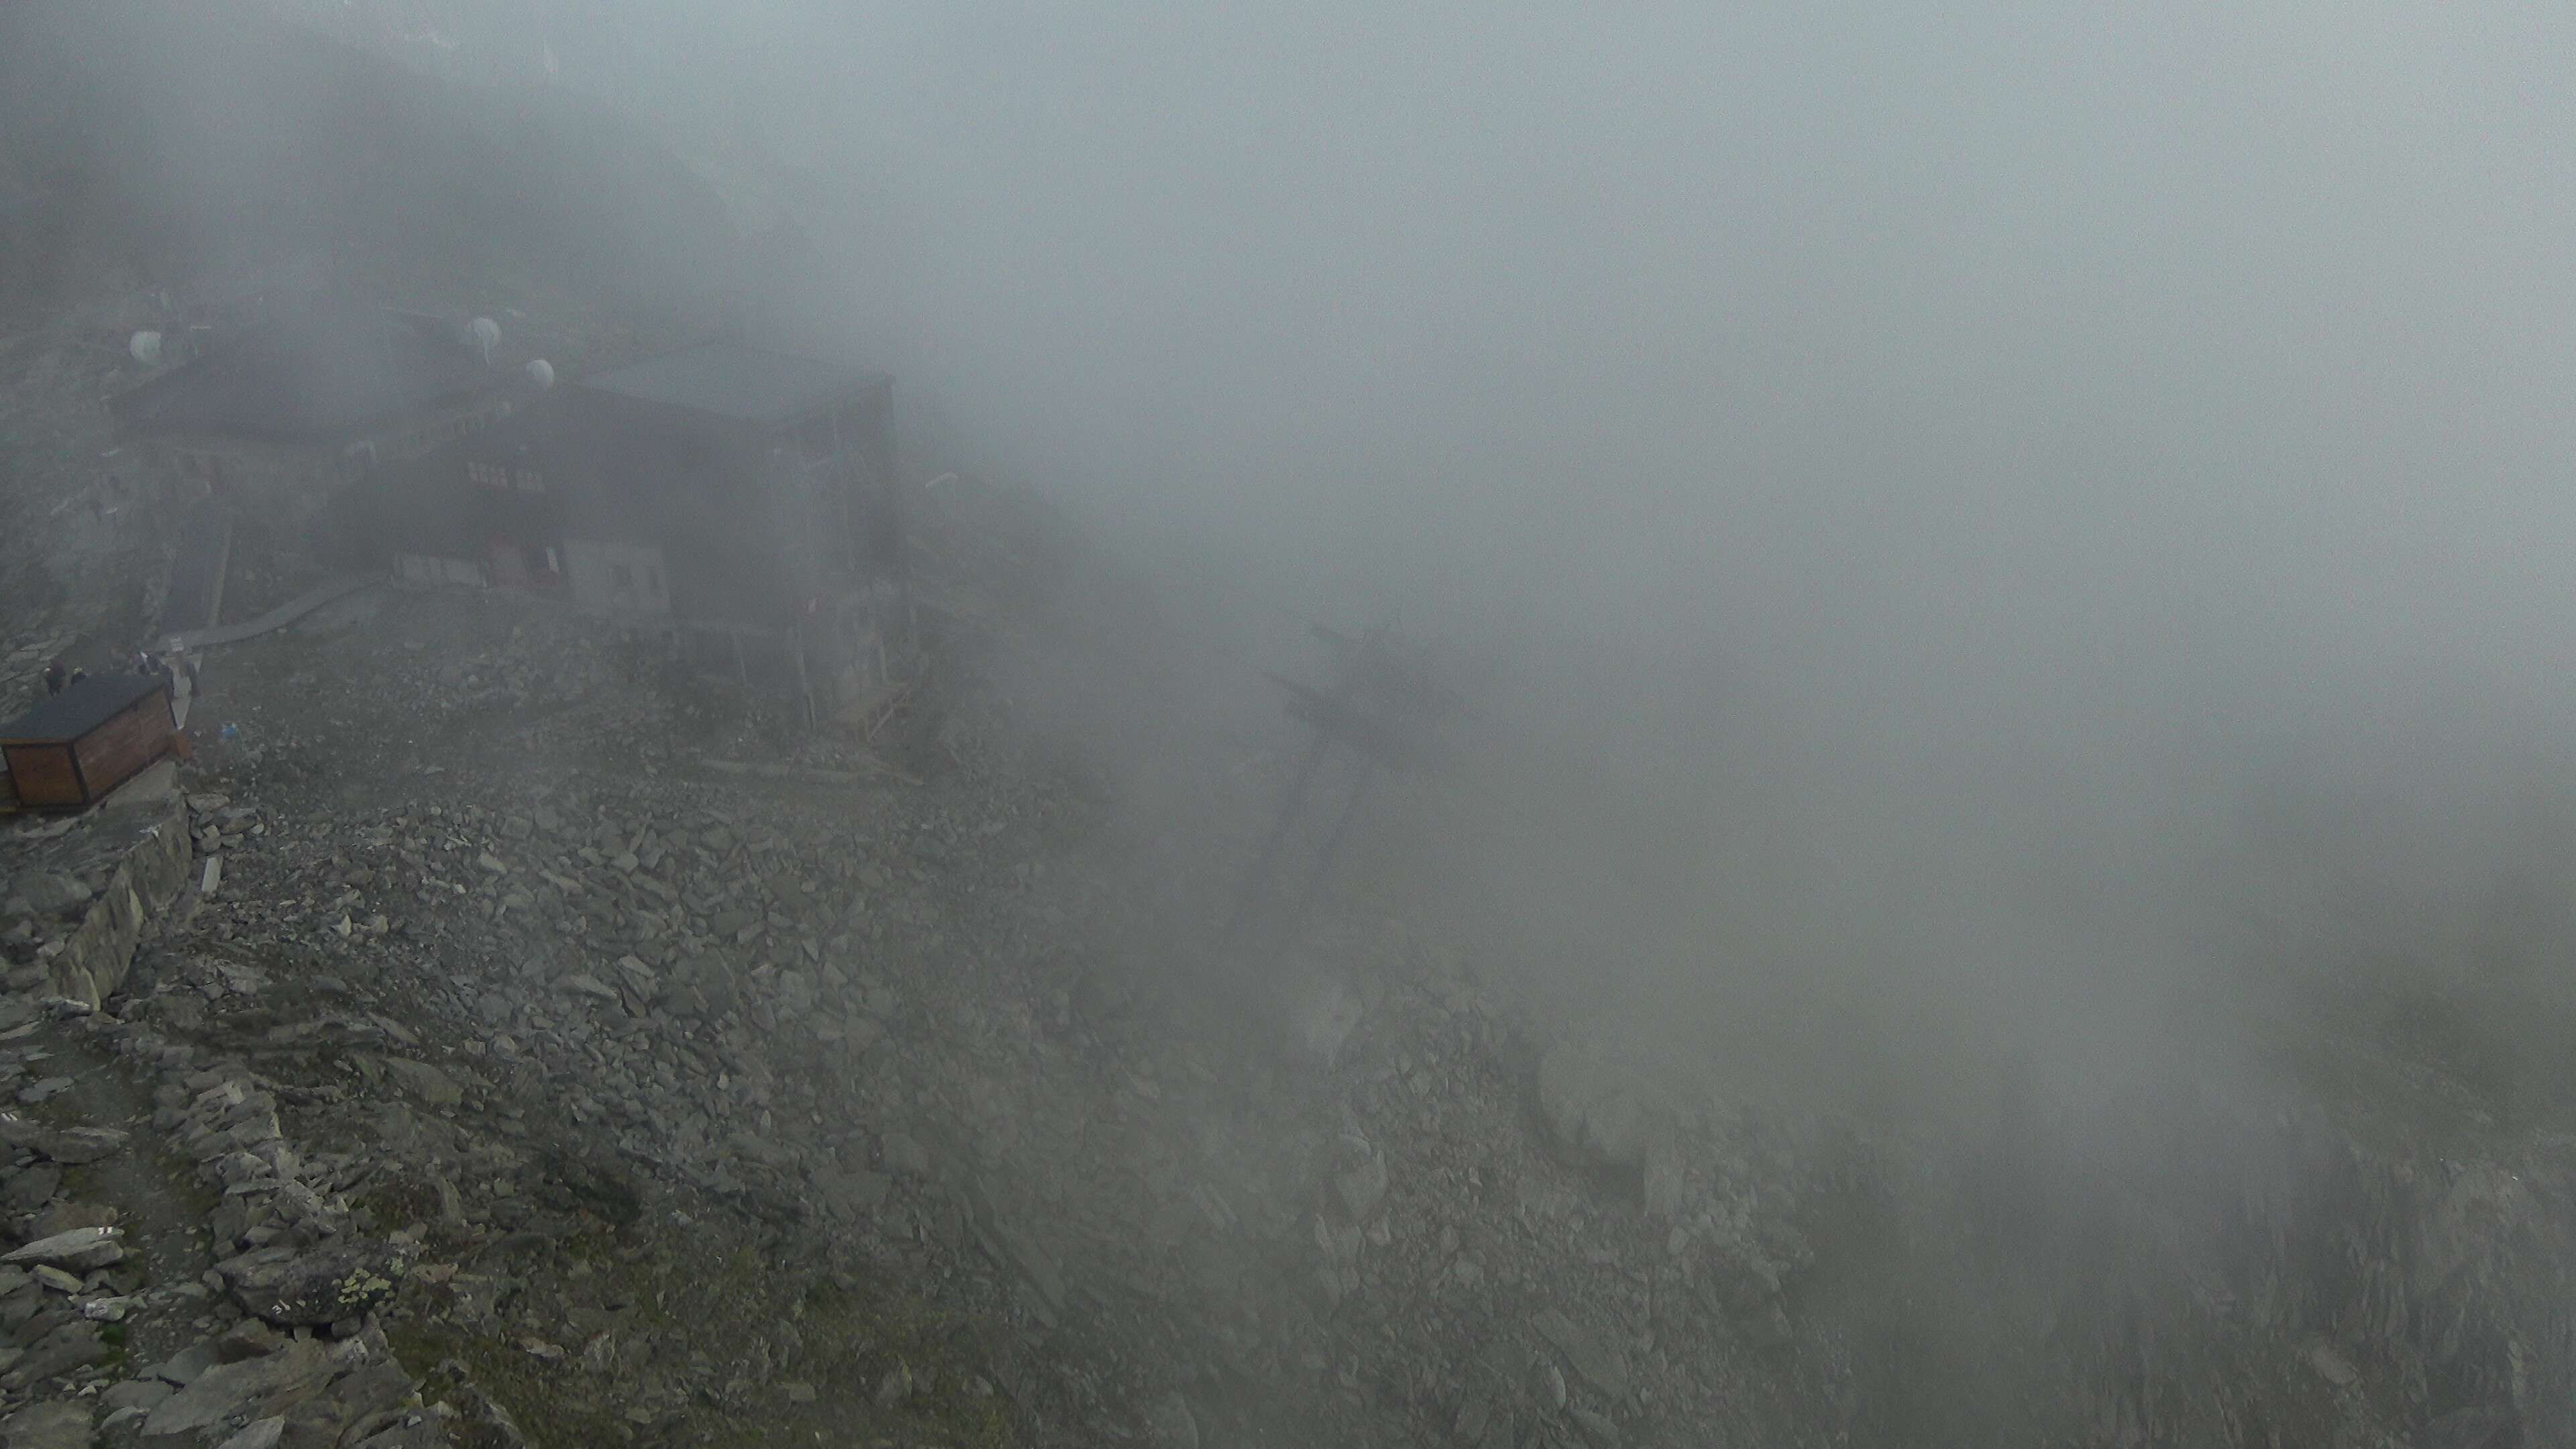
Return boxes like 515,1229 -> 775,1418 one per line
686,0 -> 2576,1111
12,1 -> 2576,1434
182,0 -> 2576,1110
680,8 -> 2576,712
11,0 -> 2565,1141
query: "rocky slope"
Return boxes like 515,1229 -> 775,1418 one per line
3,11 -> 2573,1448
7,477 -> 2569,1448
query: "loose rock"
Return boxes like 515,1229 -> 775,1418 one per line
221,1241 -> 411,1328
3,1226 -> 123,1271
0,1399 -> 91,1449
1533,1307 -> 1630,1400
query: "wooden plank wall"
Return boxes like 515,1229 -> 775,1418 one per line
68,690 -> 174,803
2,745 -> 82,807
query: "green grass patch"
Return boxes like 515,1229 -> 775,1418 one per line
390,1320 -> 633,1449
372,1205 -> 1018,1449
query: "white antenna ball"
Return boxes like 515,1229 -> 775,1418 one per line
129,331 -> 162,366
525,358 -> 555,389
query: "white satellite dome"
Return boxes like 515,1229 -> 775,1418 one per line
525,358 -> 555,389
469,316 -> 501,361
128,331 -> 162,366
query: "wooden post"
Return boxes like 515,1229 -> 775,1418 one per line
793,621 -> 815,729
203,512 -> 235,636
828,405 -> 856,581
1288,755 -> 1377,930
1226,625 -> 1457,946
875,586 -> 892,686
1225,724 -> 1336,941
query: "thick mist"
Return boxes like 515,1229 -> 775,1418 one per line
19,0 -> 2571,1120
518,0 -> 2576,1118
7,6 -> 2573,1442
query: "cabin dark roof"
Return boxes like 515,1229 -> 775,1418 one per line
0,672 -> 168,745
108,307 -> 498,442
578,342 -> 883,425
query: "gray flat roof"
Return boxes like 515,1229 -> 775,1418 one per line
108,307 -> 497,442
1,672 -> 167,745
577,342 -> 885,425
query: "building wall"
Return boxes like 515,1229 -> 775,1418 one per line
365,377 -> 894,632
564,392 -> 806,625
564,539 -> 673,616
364,393 -> 516,465
152,435 -> 337,503
151,393 -> 513,511
392,553 -> 489,588
1,744 -> 79,808
70,690 -> 176,804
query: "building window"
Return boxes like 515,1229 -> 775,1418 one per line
611,563 -> 633,592
516,469 -> 544,494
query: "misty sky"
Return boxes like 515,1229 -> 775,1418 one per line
611,3 -> 2576,704
191,0 -> 2576,985
627,3 -> 2557,828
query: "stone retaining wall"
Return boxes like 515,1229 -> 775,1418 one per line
46,801 -> 190,1010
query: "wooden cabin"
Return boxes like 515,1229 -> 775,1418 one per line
0,674 -> 178,810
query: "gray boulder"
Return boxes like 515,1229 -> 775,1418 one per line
221,1242 -> 411,1327
0,1399 -> 91,1449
